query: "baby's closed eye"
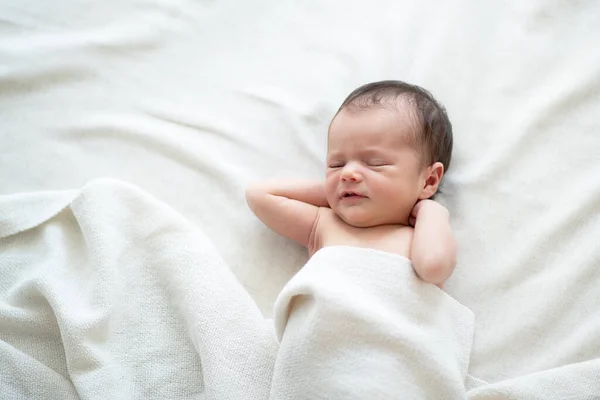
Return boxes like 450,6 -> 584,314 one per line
366,159 -> 389,167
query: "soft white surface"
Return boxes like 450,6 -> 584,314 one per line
1,0 -> 599,388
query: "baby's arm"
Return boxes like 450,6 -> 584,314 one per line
245,179 -> 328,247
409,200 -> 457,286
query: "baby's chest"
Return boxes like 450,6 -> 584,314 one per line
314,210 -> 413,259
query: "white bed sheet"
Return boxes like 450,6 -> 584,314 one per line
1,0 -> 599,385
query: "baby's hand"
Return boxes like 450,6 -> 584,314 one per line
409,199 -> 448,227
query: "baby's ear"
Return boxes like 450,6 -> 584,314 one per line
418,162 -> 444,200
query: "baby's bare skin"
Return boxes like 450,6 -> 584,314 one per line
309,207 -> 413,259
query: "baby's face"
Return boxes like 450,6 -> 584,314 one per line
325,107 -> 426,227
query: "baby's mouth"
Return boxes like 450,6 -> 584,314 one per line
340,191 -> 367,199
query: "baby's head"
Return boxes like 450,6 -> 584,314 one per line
325,80 -> 453,227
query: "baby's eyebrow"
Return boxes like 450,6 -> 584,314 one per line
357,148 -> 391,157
327,148 -> 392,160
326,151 -> 342,160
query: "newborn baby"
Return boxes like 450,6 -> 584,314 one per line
246,80 -> 456,286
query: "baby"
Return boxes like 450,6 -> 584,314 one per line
246,80 -> 456,286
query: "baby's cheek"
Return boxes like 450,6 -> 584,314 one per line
372,177 -> 395,197
324,179 -> 338,201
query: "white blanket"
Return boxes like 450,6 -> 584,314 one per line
1,179 -> 599,398
0,180 -> 276,399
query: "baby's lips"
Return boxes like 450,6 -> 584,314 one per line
339,189 -> 367,198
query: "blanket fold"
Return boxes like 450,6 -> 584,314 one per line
272,246 -> 475,399
0,179 -> 276,400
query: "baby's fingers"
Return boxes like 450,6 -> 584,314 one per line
411,200 -> 423,217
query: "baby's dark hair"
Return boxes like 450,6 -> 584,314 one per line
336,80 -> 453,172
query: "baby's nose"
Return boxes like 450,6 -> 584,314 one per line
341,164 -> 362,182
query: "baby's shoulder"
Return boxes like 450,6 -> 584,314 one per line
316,206 -> 337,221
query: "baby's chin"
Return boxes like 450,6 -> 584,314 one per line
336,208 -> 409,228
340,217 -> 375,228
